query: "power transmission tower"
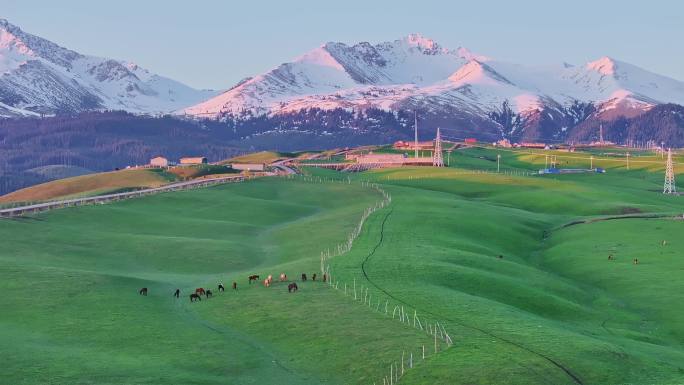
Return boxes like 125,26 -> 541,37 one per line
664,148 -> 676,194
433,128 -> 444,167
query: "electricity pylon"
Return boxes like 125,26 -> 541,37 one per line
433,128 -> 444,167
664,148 -> 676,194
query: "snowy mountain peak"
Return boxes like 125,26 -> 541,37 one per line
0,19 -> 217,117
586,56 -> 618,76
296,46 -> 347,71
403,33 -> 440,52
447,60 -> 512,86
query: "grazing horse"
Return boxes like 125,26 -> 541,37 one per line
173,289 -> 180,298
267,274 -> 273,283
195,288 -> 206,296
301,273 -> 307,281
248,275 -> 260,284
218,283 -> 225,292
633,258 -> 639,265
279,273 -> 287,282
206,290 -> 213,298
312,273 -> 317,281
288,282 -> 298,293
139,287 -> 148,296
190,293 -> 201,302
232,281 -> 237,290
263,279 -> 271,288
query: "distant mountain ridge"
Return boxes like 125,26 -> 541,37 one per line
0,18 -> 217,117
182,33 -> 684,140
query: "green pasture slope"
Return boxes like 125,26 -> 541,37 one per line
1,145 -> 683,384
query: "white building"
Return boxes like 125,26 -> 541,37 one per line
150,156 -> 169,167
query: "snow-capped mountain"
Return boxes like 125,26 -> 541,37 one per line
0,19 -> 217,117
182,34 -> 684,128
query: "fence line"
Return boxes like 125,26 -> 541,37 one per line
282,174 -> 455,384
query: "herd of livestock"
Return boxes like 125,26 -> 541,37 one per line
138,272 -> 327,301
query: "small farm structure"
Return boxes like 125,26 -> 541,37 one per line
180,157 -> 208,165
231,163 -> 266,171
150,156 -> 169,167
393,140 -> 435,151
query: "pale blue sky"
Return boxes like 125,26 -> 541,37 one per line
3,0 -> 682,89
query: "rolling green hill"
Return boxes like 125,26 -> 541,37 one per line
1,146 -> 683,384
0,168 -> 177,205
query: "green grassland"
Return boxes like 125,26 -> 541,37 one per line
1,146 -> 683,384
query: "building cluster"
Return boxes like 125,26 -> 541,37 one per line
346,152 -> 433,166
148,156 -> 266,173
149,156 -> 207,168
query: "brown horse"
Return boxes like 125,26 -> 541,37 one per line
301,273 -> 307,281
288,282 -> 298,293
190,293 -> 202,302
139,287 -> 148,296
323,273 -> 327,283
248,275 -> 260,284
195,288 -> 206,296
232,281 -> 238,290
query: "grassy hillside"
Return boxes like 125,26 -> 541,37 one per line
0,178 -> 438,385
0,168 -> 177,205
223,151 -> 287,164
303,149 -> 683,384
1,146 -> 683,384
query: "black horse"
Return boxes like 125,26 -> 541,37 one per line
139,287 -> 148,296
248,274 -> 260,284
312,273 -> 317,281
288,282 -> 299,293
232,282 -> 238,290
206,289 -> 213,298
301,273 -> 307,281
218,283 -> 225,292
190,293 -> 201,302
173,289 -> 180,298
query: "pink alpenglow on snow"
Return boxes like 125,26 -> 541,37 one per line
179,35 -> 684,120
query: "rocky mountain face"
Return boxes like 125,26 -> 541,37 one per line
0,19 -> 217,117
